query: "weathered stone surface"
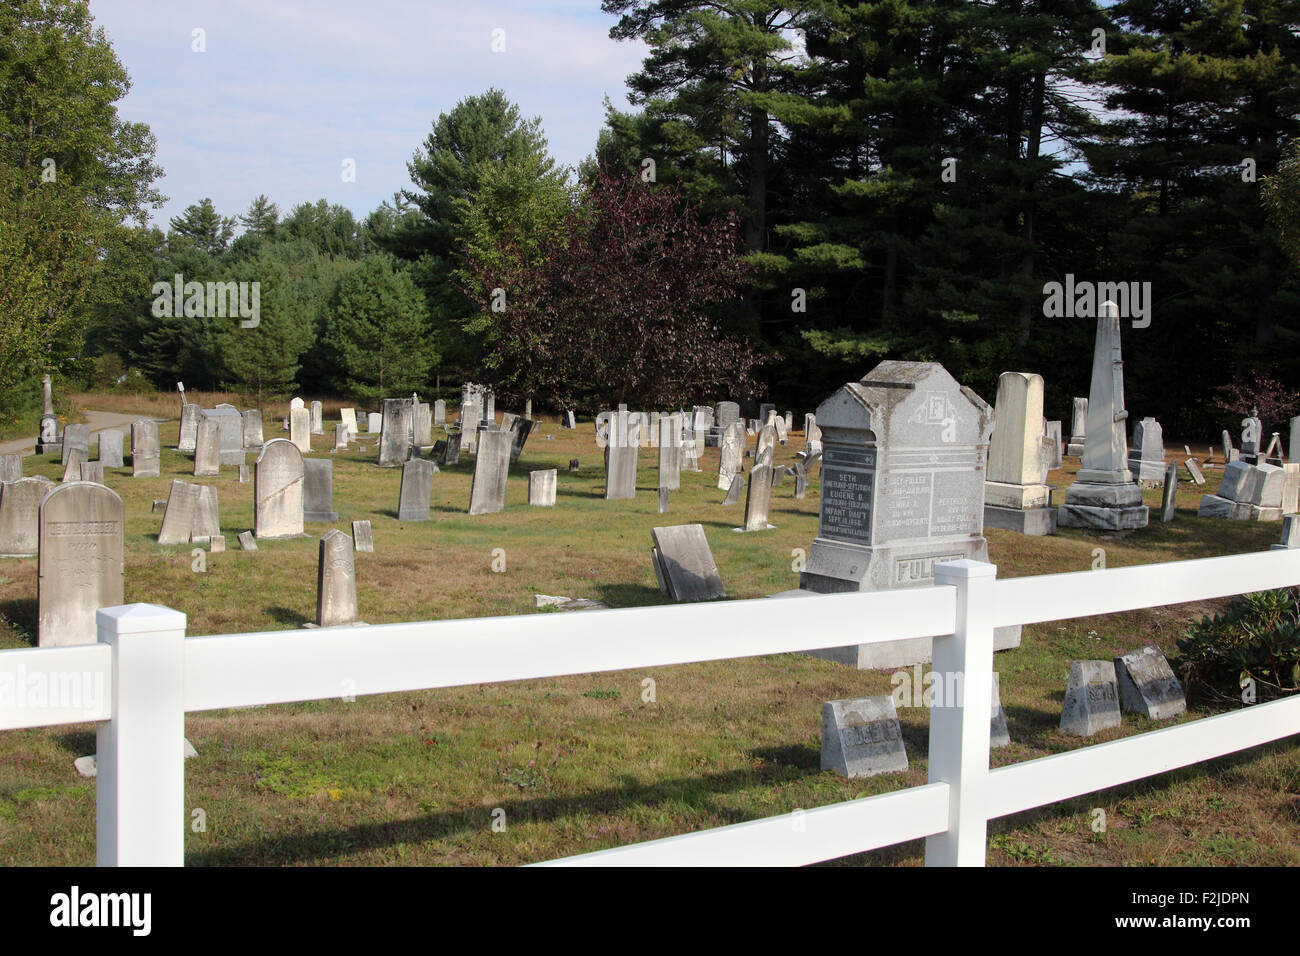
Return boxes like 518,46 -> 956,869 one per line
1185,457 -> 1205,485
80,461 -> 105,484
468,429 -> 510,515
378,398 -> 414,467
178,404 -> 203,452
0,476 -> 53,555
603,412 -> 638,501
1043,420 -> 1063,470
340,407 -> 357,438
315,530 -> 360,627
398,459 -> 437,521
131,420 -> 160,478
98,429 -> 125,468
290,407 -> 311,453
352,519 -> 373,552
0,454 -> 21,483
310,400 -> 324,435
303,458 -> 338,522
657,416 -> 681,491
1115,645 -> 1186,721
716,421 -> 745,491
1160,461 -> 1179,522
290,397 -> 305,411
507,416 -> 535,464
368,412 -> 382,433
821,697 -> 909,779
193,419 -> 220,477
1127,417 -> 1167,482
1284,463 -> 1300,514
1066,396 -> 1087,456
985,372 -> 1055,535
442,433 -> 461,466
565,410 -> 576,429
1060,660 -> 1121,736
1281,514 -> 1300,548
413,402 -> 432,447
208,405 -> 246,465
254,439 -> 304,538
755,424 -> 777,467
38,482 -> 124,647
334,422 -> 350,451
238,530 -> 258,550
62,448 -> 85,483
433,400 -> 446,425
651,524 -> 725,602
529,469 -> 557,507
209,534 -> 225,553
190,484 -> 220,543
1241,411 -> 1262,463
741,463 -> 775,531
61,424 -> 90,467
794,463 -> 808,499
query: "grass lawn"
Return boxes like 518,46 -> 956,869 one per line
0,395 -> 1296,866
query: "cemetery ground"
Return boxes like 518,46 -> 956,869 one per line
0,399 -> 1297,867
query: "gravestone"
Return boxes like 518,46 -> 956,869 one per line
207,405 -> 246,465
98,429 -> 124,468
191,485 -> 220,543
1044,420 -> 1063,470
459,388 -> 483,452
821,697 -> 908,779
1221,429 -> 1235,463
1184,458 -> 1205,485
984,371 -> 1055,536
433,400 -> 446,425
0,454 -> 21,483
1199,460 -> 1284,520
794,462 -> 808,499
62,448 -> 85,483
310,400 -> 324,435
1160,461 -> 1178,522
1066,397 -> 1087,456
650,524 -> 725,602
314,530 -> 360,627
721,473 -> 745,505
290,397 -> 305,411
334,423 -> 349,451
741,463 -> 774,532
657,487 -> 668,513
289,407 -> 311,453
755,424 -> 777,467
352,519 -> 374,552
773,415 -> 788,444
368,412 -> 382,434
525,399 -> 533,419
1059,660 -> 1121,736
1114,645 -> 1186,720
1241,409 -> 1261,465
805,413 -> 822,454
157,480 -> 199,545
0,476 -> 53,556
711,401 -> 740,447
413,402 -> 432,447
565,410 -> 576,429
468,429 -> 510,515
1280,514 -> 1300,548
239,464 -> 249,483
681,429 -> 702,472
178,404 -> 203,452
1057,303 -> 1149,530
151,499 -> 166,512
242,409 -> 264,448
378,398 -> 414,467
131,420 -> 160,478
507,416 -> 535,464
603,411 -> 638,501
340,407 -> 358,438
657,416 -> 681,491
1291,416 -> 1300,464
1283,463 -> 1300,515
238,531 -> 257,551
209,535 -> 225,553
529,469 -> 557,507
716,421 -> 745,491
61,424 -> 90,467
795,361 -> 1018,669
37,482 -> 124,647
1127,416 -> 1166,483
398,459 -> 437,521
80,461 -> 104,484
442,433 -> 461,466
254,439 -> 305,539
303,459 -> 338,522
193,419 -> 220,477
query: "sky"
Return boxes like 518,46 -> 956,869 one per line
87,0 -> 650,231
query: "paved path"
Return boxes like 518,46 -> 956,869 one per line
0,410 -> 157,457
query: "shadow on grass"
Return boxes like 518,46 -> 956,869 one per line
592,583 -> 667,607
52,729 -> 95,757
267,606 -> 309,628
0,597 -> 38,647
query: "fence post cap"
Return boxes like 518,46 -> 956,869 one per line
96,603 -> 187,635
933,559 -> 997,580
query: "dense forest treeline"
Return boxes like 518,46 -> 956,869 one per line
4,0 -> 1300,438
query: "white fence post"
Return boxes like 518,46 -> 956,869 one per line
96,604 -> 188,867
924,560 -> 997,866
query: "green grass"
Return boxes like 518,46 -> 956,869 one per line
0,398 -> 1297,866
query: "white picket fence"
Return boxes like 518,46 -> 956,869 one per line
3,549 -> 1300,866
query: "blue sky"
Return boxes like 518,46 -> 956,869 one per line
88,0 -> 649,230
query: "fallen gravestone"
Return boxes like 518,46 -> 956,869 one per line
1114,645 -> 1186,720
1185,458 -> 1205,485
650,524 -> 725,602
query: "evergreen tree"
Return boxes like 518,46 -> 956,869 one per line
168,198 -> 235,256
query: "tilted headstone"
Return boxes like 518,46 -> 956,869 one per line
442,433 -> 461,466
529,469 -> 557,507
716,421 -> 745,491
1066,396 -> 1087,456
310,400 -> 324,435
755,424 -> 777,467
193,419 -> 221,477
38,482 -> 124,647
1058,303 -> 1149,530
378,398 -> 414,467
178,404 -> 203,452
565,409 -> 576,429
0,476 -> 53,556
303,458 -> 338,522
773,415 -> 788,444
61,424 -> 89,467
131,420 -> 160,478
721,473 -> 745,505
1221,429 -> 1235,463
398,459 -> 437,521
62,448 -> 85,483
657,416 -> 681,491
352,519 -> 373,552
0,454 -> 21,483
238,531 -> 257,551
98,429 -> 124,468
1185,457 -> 1205,485
314,530 -> 360,627
741,463 -> 774,532
1060,660 -> 1121,736
242,409 -> 264,448
1160,460 -> 1178,522
289,407 -> 311,453
984,371 -> 1055,535
650,524 -> 725,602
191,485 -> 220,543
1127,416 -> 1166,483
254,439 -> 304,538
340,407 -> 358,438
794,462 -> 808,499
1115,645 -> 1186,720
797,360 -> 1018,669
821,697 -> 908,779
468,428 -> 510,515
158,480 -> 198,545
507,416 -> 535,464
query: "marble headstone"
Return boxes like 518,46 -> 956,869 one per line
650,524 -> 725,602
398,459 -> 437,521
315,530 -> 360,627
529,469 -> 557,507
1114,645 -> 1186,720
303,458 -> 338,522
38,482 -> 124,647
468,429 -> 510,515
1059,660 -> 1121,736
98,429 -> 125,468
821,697 -> 908,778
254,439 -> 305,538
131,420 -> 160,478
0,476 -> 53,556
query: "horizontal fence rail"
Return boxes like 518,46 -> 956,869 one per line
2,548 -> 1299,866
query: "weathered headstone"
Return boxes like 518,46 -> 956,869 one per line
657,416 -> 681,491
378,398 -> 414,467
529,469 -> 557,507
1283,463 -> 1300,515
131,420 -> 160,478
1060,660 -> 1121,736
303,458 -> 338,522
433,400 -> 446,425
0,454 -> 21,483
1057,303 -> 1149,530
1044,420 -> 1064,470
289,407 -> 311,453
254,439 -> 304,539
190,484 -> 221,543
1127,416 -> 1166,483
0,476 -> 53,556
367,412 -> 382,434
1279,514 -> 1300,548
236,530 -> 258,551
721,473 -> 745,505
178,404 -> 203,452
80,461 -> 105,484
1185,457 -> 1205,485
314,530 -> 360,627
1160,461 -> 1178,522
340,407 -> 358,438
413,402 -> 432,447
755,424 -> 777,467
740,463 -> 774,532
332,422 -> 349,451
507,416 -> 535,464
650,524 -> 725,602
207,405 -> 246,465
290,397 -> 305,412
61,448 -> 85,483
238,464 -> 249,483
794,462 -> 808,499
193,419 -> 220,477
1241,409 -> 1262,465
398,459 -> 437,521
208,534 -> 225,553
98,429 -> 125,468
565,409 -> 577,429
805,413 -> 822,454
984,371 -> 1055,535
716,421 -> 745,491
442,433 -> 461,466
468,429 -> 510,515
1115,645 -> 1186,720
603,411 -> 638,501
352,519 -> 373,552
1066,397 -> 1087,456
310,400 -> 324,435
38,482 -> 124,647
821,697 -> 908,779
61,424 -> 90,467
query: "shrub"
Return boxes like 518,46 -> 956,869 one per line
1175,589 -> 1300,705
